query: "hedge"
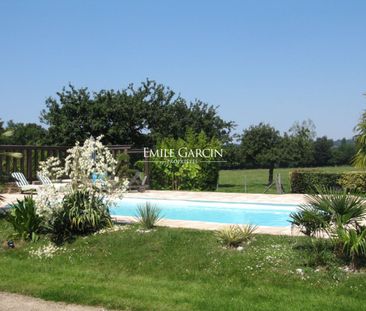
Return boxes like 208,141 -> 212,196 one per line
338,172 -> 366,193
290,170 -> 366,194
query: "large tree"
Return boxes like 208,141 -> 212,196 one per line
286,119 -> 316,167
241,123 -> 283,184
40,80 -> 235,146
331,138 -> 355,166
313,136 -> 333,166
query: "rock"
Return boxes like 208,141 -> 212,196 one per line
237,246 -> 244,251
296,268 -> 304,275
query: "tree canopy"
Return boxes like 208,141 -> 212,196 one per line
285,119 -> 316,167
313,136 -> 334,167
40,80 -> 235,147
241,123 -> 283,184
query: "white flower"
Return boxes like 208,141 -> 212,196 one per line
38,156 -> 64,180
34,184 -> 66,218
296,268 -> 304,276
29,243 -> 65,259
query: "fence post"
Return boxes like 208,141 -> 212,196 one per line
26,149 -> 32,181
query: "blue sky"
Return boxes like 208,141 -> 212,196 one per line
0,0 -> 365,139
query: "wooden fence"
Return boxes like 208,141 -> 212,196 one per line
0,145 -> 149,183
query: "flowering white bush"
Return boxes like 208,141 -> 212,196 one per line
38,156 -> 64,180
64,136 -> 117,192
34,183 -> 70,218
35,136 -> 128,219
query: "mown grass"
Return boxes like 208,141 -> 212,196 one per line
218,166 -> 356,194
1,220 -> 366,310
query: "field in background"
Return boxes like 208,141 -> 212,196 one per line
218,166 -> 356,194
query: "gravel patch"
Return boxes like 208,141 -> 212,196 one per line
0,292 -> 111,311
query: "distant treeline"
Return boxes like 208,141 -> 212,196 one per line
222,121 -> 355,183
222,138 -> 355,169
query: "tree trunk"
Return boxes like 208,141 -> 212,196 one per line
268,165 -> 274,185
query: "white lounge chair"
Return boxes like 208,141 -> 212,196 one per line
37,172 -> 68,190
128,172 -> 148,192
11,172 -> 38,194
36,172 -> 52,185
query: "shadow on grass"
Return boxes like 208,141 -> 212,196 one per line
217,184 -> 237,188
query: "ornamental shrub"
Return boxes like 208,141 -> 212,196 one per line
48,189 -> 112,244
64,135 -> 117,192
290,187 -> 366,270
338,172 -> 366,193
136,202 -> 163,229
150,129 -> 221,191
38,156 -> 64,180
215,224 -> 257,248
6,196 -> 43,241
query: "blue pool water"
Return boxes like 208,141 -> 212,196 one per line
111,198 -> 299,227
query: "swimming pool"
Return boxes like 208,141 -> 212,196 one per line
111,198 -> 299,227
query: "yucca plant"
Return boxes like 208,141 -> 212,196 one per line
49,190 -> 112,244
216,224 -> 257,248
135,202 -> 163,229
65,190 -> 111,231
336,227 -> 366,270
6,196 -> 43,241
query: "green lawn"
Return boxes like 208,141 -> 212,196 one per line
1,220 -> 366,311
218,166 -> 356,194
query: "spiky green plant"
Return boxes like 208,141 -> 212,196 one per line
135,202 -> 163,229
290,205 -> 329,236
6,196 -> 43,241
216,224 -> 257,248
49,190 -> 112,244
290,187 -> 366,236
336,227 -> 366,270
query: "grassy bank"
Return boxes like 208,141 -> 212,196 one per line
0,220 -> 365,311
218,166 -> 356,194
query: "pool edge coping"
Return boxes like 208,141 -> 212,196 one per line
118,196 -> 300,207
113,216 -> 300,236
